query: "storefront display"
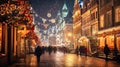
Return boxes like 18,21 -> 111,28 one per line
116,34 -> 120,51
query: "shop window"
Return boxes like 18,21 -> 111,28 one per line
99,37 -> 105,48
106,36 -> 114,49
115,7 -> 120,23
117,37 -> 120,51
100,15 -> 104,28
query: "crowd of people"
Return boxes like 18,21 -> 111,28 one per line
34,45 -> 69,64
75,46 -> 88,56
34,44 -> 112,65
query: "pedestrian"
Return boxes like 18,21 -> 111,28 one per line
53,47 -> 57,53
48,46 -> 52,55
34,45 -> 43,64
104,44 -> 110,61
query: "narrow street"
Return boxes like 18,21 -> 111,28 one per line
9,51 -> 120,67
1,0 -> 120,67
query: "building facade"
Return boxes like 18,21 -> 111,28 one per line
73,0 -> 120,58
0,0 -> 33,66
80,0 -> 92,55
73,0 -> 82,49
89,0 -> 99,55
98,0 -> 120,57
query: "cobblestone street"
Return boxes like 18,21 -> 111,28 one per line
9,51 -> 120,67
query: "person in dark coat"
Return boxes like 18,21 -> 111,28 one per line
34,46 -> 43,64
48,46 -> 52,55
104,44 -> 110,61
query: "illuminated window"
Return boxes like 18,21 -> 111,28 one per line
100,15 -> 104,28
115,7 -> 120,22
117,37 -> 120,50
99,37 -> 105,48
92,24 -> 98,35
106,36 -> 114,49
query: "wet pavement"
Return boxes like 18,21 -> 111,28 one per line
9,51 -> 120,67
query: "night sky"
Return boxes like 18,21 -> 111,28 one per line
29,0 -> 74,38
30,0 -> 74,17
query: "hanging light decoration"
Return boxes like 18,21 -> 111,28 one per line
0,1 -> 19,23
0,0 -> 32,25
47,12 -> 51,18
42,18 -> 46,23
49,18 -> 56,23
43,30 -> 47,34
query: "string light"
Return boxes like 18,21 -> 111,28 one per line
47,12 -> 51,18
32,0 -> 60,41
33,8 -> 57,23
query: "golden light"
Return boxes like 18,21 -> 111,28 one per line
32,39 -> 36,45
50,19 -> 56,23
68,32 -> 72,37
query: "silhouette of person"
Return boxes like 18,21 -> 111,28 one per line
53,47 -> 57,53
34,45 -> 43,64
48,46 -> 52,55
104,44 -> 110,61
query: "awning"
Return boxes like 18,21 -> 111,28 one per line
98,26 -> 120,34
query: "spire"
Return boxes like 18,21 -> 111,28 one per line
62,3 -> 69,18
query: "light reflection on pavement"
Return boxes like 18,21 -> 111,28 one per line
9,51 -> 120,67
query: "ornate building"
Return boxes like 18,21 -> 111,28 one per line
98,0 -> 120,58
73,0 -> 120,58
73,0 -> 99,55
80,0 -> 92,54
89,0 -> 99,55
73,0 -> 82,49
